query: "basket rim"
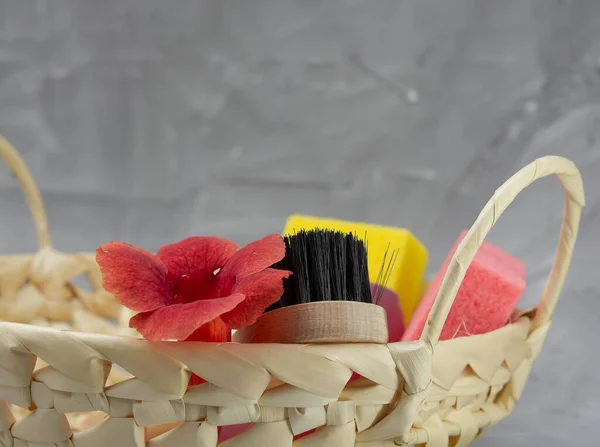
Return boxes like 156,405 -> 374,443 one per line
0,312 -> 535,346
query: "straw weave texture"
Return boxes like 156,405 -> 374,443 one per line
0,136 -> 584,446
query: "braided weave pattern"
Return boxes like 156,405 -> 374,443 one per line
0,247 -> 135,336
0,314 -> 543,446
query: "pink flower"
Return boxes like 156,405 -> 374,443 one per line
96,235 -> 290,342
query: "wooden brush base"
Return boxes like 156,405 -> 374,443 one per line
233,301 -> 388,344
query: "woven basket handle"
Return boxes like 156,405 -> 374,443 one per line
0,135 -> 51,249
421,156 -> 584,349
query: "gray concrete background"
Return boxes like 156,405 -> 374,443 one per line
0,1 -> 598,444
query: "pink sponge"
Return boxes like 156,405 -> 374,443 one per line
402,230 -> 526,341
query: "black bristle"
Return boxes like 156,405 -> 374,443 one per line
267,229 -> 375,310
330,231 -> 346,301
347,233 -> 371,304
308,230 -> 330,302
372,243 -> 400,305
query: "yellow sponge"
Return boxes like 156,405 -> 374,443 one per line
283,215 -> 428,325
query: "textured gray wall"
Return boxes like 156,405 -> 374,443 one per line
1,1 -> 599,444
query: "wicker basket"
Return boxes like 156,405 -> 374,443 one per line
0,136 -> 584,446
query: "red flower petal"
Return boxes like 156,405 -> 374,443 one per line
129,293 -> 245,341
217,234 -> 286,293
185,317 -> 231,343
96,242 -> 171,312
221,268 -> 291,329
157,237 -> 239,302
